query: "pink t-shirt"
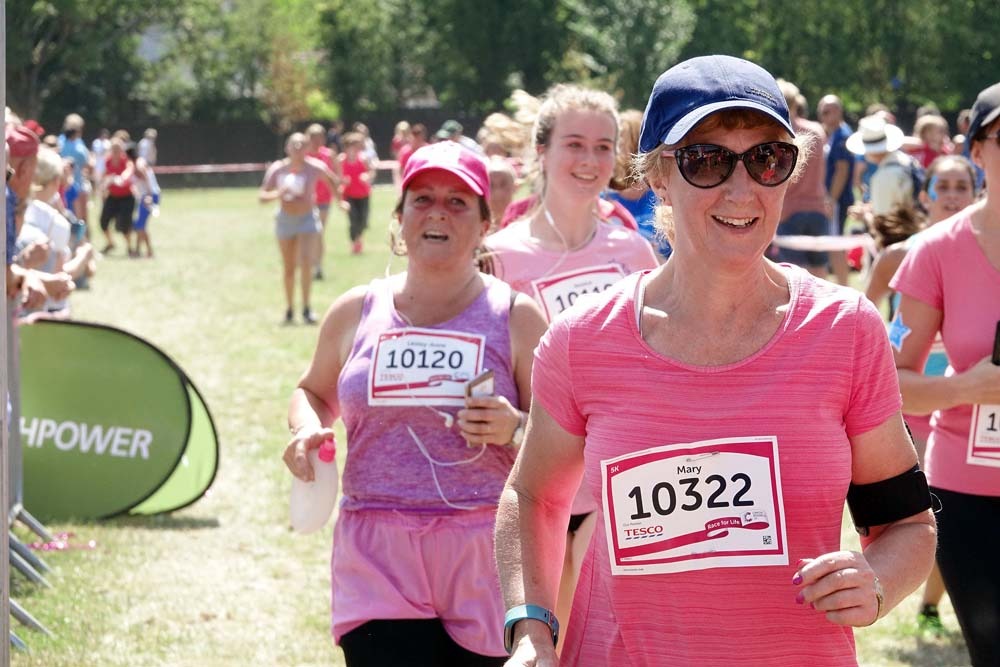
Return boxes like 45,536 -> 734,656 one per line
486,219 -> 658,323
341,156 -> 372,199
532,268 -> 900,666
307,146 -> 335,205
890,211 -> 1000,497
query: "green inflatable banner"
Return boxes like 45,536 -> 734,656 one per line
19,320 -> 219,520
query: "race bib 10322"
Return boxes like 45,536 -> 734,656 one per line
601,436 -> 788,576
368,328 -> 485,406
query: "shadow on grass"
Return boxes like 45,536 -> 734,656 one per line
109,514 -> 221,530
882,625 -> 970,667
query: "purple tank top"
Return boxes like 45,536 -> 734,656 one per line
338,275 -> 518,513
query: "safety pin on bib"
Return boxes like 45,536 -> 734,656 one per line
686,451 -> 719,462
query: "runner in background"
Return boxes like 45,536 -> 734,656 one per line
865,154 -> 977,635
91,128 -> 111,201
127,143 -> 161,258
57,114 -> 91,232
307,123 -> 343,280
817,94 -> 854,285
259,132 -> 341,324
890,81 -> 1000,667
774,79 -> 829,278
486,156 -> 517,232
497,55 -> 935,667
339,132 -> 376,255
98,137 -> 135,255
390,121 -> 412,189
283,142 -> 547,666
397,123 -> 428,177
603,109 -> 670,261
484,83 -> 658,650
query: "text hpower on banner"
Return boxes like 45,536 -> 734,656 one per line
19,320 -> 218,520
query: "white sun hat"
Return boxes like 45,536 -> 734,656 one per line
846,115 -> 905,155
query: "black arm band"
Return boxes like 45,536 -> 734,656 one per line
847,465 -> 932,530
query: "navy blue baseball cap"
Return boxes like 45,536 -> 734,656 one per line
968,81 -> 1000,142
638,55 -> 795,153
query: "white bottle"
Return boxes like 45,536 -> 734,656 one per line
289,439 -> 339,534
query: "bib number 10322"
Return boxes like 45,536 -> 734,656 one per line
601,436 -> 788,576
968,404 -> 1000,468
626,472 -> 754,519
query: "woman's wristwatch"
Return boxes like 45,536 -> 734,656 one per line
503,604 -> 559,654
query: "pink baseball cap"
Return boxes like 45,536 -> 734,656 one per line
5,124 -> 40,158
401,142 -> 490,198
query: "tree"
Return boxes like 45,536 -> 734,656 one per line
317,0 -> 414,118
560,0 -> 696,109
7,0 -> 187,122
139,0 -> 338,127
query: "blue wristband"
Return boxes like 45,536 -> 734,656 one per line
503,604 -> 559,655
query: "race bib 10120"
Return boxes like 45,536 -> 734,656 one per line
368,328 -> 485,406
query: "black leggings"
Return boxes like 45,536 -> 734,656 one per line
931,487 -> 1000,667
100,194 -> 135,233
341,619 -> 506,667
347,196 -> 370,242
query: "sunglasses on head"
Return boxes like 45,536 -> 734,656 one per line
667,141 -> 799,189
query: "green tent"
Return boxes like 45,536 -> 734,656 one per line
19,320 -> 218,520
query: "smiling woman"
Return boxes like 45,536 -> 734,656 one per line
496,55 -> 936,667
283,141 -> 548,667
484,84 -> 659,643
259,132 -> 343,324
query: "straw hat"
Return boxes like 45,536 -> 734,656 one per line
846,115 -> 904,155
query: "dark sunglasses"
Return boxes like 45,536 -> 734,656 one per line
668,141 -> 799,189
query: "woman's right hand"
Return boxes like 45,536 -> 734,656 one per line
282,426 -> 337,481
505,634 -> 559,667
957,356 -> 1000,406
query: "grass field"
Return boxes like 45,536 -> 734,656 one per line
11,187 -> 971,666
